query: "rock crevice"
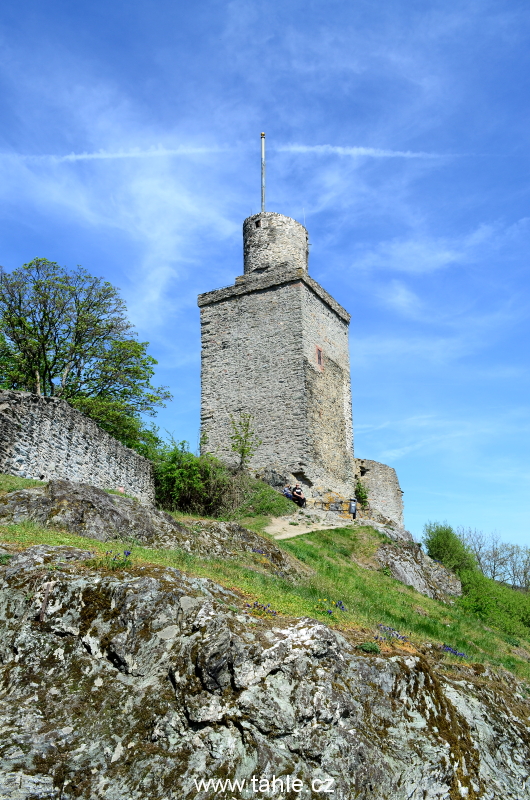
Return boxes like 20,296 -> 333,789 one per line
0,545 -> 528,799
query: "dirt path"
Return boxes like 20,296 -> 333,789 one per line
265,517 -> 354,540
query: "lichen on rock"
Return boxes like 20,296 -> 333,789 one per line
0,544 -> 528,799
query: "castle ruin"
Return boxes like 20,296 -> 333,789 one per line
198,211 -> 405,526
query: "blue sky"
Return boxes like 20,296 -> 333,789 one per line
1,0 -> 529,543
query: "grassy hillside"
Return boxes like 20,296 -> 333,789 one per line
1,474 -> 529,682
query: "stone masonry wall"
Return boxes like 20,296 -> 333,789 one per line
199,271 -> 355,496
354,458 -> 404,527
243,212 -> 308,275
199,281 -> 307,473
0,392 -> 154,504
302,280 -> 355,494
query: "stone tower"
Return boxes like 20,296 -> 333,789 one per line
197,211 -> 356,498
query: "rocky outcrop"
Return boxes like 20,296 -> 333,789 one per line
0,480 -> 176,543
349,517 -> 462,599
0,544 -> 529,800
375,541 -> 462,600
0,480 -> 301,579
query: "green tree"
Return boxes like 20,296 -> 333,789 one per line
423,521 -> 477,576
354,480 -> 369,509
0,258 -> 171,448
229,412 -> 262,472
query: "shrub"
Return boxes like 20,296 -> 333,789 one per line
153,440 -> 293,518
423,521 -> 477,576
154,441 -> 234,516
229,412 -> 262,472
458,568 -> 530,636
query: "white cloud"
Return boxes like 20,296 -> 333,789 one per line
376,280 -> 423,317
361,409 -> 530,464
352,236 -> 462,274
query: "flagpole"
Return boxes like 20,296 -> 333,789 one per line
261,132 -> 266,213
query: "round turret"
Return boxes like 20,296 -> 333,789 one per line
243,212 -> 308,276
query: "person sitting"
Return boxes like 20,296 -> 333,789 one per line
292,483 -> 306,508
282,484 -> 294,501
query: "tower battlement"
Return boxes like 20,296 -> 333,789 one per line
243,212 -> 308,275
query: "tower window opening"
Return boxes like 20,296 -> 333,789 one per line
255,220 -> 261,228
316,346 -> 323,367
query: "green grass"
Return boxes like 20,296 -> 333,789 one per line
106,488 -> 136,499
278,529 -> 530,674
1,518 -> 529,681
226,481 -> 294,519
0,474 -> 46,493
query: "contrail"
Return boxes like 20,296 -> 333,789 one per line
278,143 -> 442,158
0,146 -> 226,163
57,146 -> 225,162
0,143 -> 445,163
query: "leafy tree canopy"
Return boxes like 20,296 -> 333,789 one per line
423,521 -> 477,577
0,258 -> 171,450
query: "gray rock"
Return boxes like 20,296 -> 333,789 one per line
0,772 -> 57,799
354,516 -> 414,542
0,480 -> 302,578
0,479 -> 182,543
376,541 -> 462,600
0,545 -> 528,799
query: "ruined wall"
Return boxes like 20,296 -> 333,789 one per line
0,392 -> 154,504
355,458 -> 404,527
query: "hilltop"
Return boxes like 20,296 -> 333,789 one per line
0,474 -> 529,799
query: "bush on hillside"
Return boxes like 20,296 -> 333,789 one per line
421,520 -> 530,640
154,441 -> 233,516
153,440 -> 293,518
458,569 -> 530,637
423,521 -> 477,576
